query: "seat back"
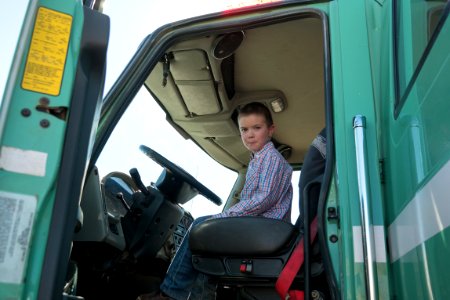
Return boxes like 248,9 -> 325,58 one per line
295,128 -> 327,298
297,128 -> 327,229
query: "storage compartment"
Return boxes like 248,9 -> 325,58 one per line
171,50 -> 222,116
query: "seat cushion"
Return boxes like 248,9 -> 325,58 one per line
189,216 -> 297,255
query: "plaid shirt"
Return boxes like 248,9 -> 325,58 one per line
213,141 -> 293,221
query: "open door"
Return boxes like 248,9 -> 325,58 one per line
0,1 -> 109,299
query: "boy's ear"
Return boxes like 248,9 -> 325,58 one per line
268,124 -> 275,138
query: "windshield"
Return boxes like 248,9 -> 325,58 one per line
97,1 -> 295,219
97,2 -> 240,218
96,87 -> 237,218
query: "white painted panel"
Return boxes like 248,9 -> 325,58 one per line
353,225 -> 387,263
388,160 -> 450,262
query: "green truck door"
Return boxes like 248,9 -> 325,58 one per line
0,1 -> 109,299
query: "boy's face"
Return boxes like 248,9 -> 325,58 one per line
238,113 -> 275,153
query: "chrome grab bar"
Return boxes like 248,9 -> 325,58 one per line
353,115 -> 378,300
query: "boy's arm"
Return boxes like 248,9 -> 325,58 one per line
212,155 -> 291,218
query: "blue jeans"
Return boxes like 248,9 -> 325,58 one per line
160,215 -> 216,300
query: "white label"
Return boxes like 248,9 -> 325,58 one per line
0,191 -> 37,284
0,146 -> 47,177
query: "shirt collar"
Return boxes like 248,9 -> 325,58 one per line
251,141 -> 274,159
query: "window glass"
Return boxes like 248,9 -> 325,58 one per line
291,170 -> 301,223
394,0 -> 448,106
97,87 -> 237,219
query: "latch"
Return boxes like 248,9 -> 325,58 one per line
161,52 -> 174,87
327,206 -> 340,227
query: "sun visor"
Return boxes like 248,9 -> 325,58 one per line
169,49 -> 222,116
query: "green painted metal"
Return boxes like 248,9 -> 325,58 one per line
384,4 -> 450,298
0,0 -> 83,299
391,228 -> 450,299
325,175 -> 341,281
327,0 -> 391,298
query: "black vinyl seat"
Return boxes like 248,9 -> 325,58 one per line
190,216 -> 296,255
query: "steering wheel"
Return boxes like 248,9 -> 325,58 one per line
140,145 -> 222,206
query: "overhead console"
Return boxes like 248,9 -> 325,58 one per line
149,49 -> 222,118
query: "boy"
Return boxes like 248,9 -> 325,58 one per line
140,102 -> 293,300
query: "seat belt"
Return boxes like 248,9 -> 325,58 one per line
275,216 -> 318,300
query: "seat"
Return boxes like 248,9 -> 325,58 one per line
190,217 -> 296,256
189,129 -> 327,298
190,217 -> 297,278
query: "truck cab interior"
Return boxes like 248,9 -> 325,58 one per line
69,6 -> 336,300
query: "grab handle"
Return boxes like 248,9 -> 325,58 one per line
353,115 -> 378,300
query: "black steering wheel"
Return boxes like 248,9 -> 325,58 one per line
140,145 -> 222,206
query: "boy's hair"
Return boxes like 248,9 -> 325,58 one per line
238,102 -> 273,126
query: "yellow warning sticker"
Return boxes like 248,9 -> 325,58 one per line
22,7 -> 72,96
